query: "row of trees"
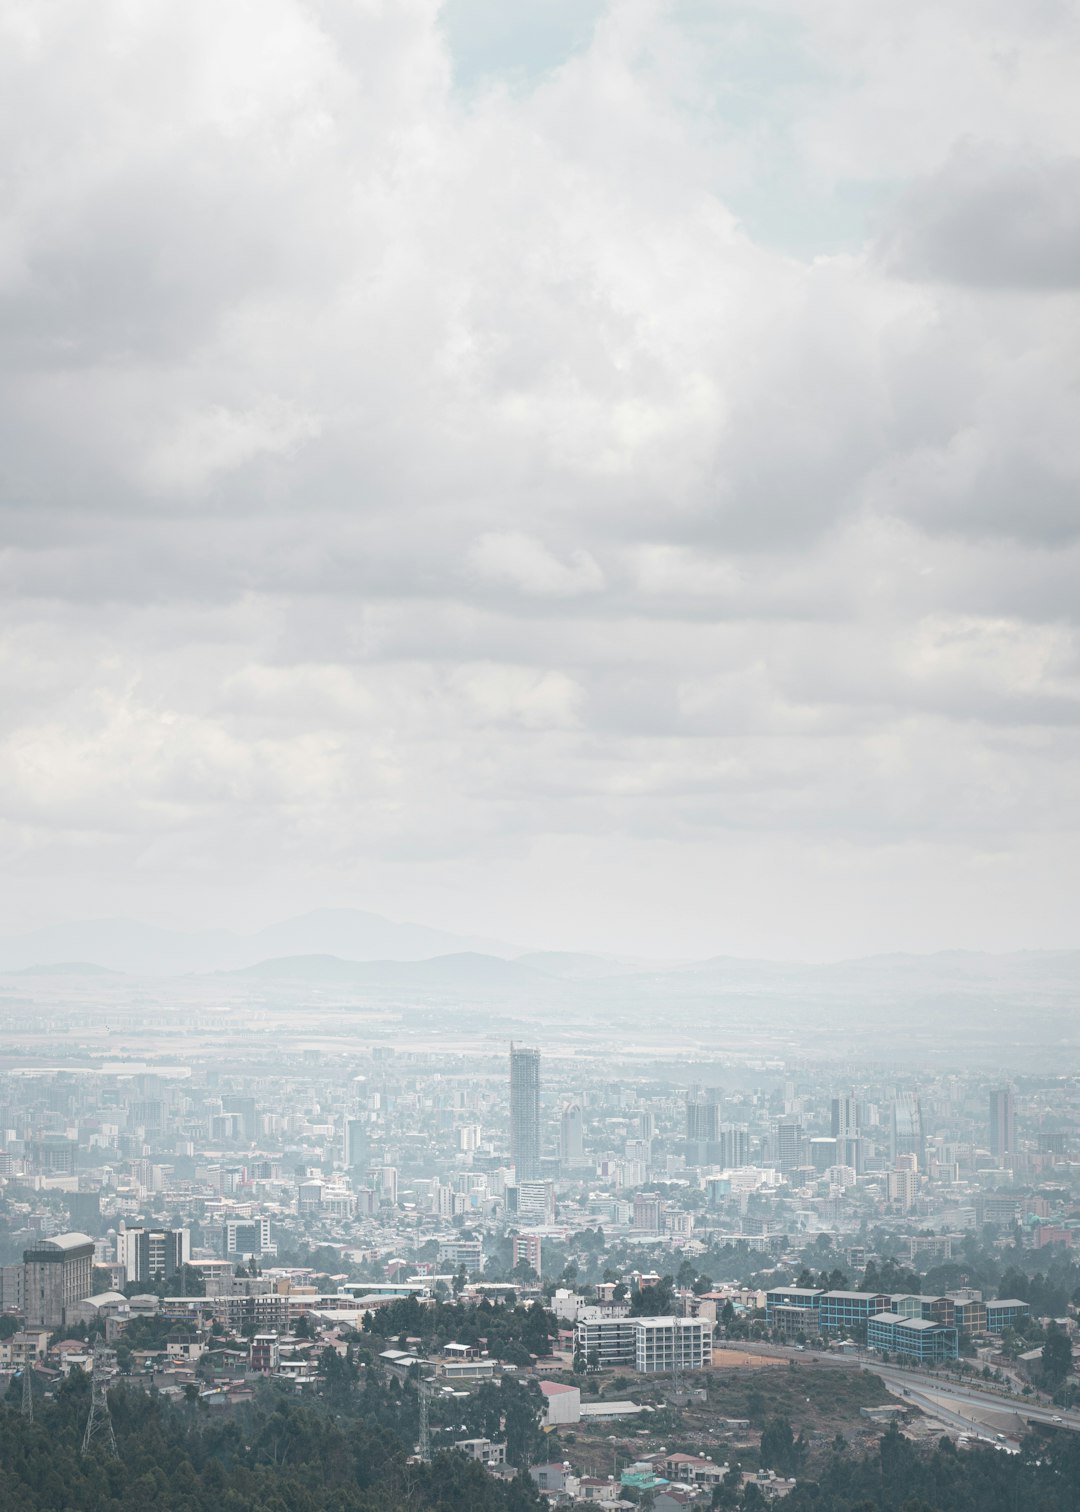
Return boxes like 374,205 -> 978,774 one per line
714,1421 -> 1080,1512
358,1294 -> 556,1364
0,1363 -> 546,1510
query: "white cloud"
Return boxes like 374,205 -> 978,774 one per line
468,533 -> 606,597
0,0 -> 1078,954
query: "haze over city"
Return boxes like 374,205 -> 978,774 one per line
2,4 -> 1079,1511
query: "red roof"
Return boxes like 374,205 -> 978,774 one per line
539,1380 -> 579,1396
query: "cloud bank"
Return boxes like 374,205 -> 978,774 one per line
1,0 -> 1078,958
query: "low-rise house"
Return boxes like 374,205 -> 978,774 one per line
453,1438 -> 506,1466
538,1379 -> 580,1426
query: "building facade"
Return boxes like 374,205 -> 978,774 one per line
989,1088 -> 1016,1162
23,1232 -> 95,1328
510,1045 -> 541,1182
119,1226 -> 190,1283
574,1312 -> 714,1373
867,1312 -> 958,1361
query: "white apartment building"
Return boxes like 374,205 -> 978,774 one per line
437,1238 -> 484,1274
632,1316 -> 713,1373
574,1311 -> 714,1374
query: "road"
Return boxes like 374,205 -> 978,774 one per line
712,1339 -> 1078,1439
866,1364 -> 1079,1439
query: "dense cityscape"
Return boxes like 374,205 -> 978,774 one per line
0,948 -> 1078,1509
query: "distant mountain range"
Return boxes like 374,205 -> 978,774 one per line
0,908 -> 514,976
1,910 -> 1078,1021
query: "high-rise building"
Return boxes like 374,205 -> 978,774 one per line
222,1095 -> 257,1141
831,1096 -> 858,1141
224,1218 -> 272,1258
809,1136 -> 838,1173
511,1233 -> 542,1276
888,1162 -> 918,1211
890,1095 -> 923,1162
559,1101 -> 584,1164
775,1120 -> 804,1176
23,1232 -> 95,1327
27,1136 -> 77,1176
510,1044 -> 541,1181
633,1192 -> 663,1230
686,1096 -> 721,1144
344,1117 -> 368,1170
989,1087 -> 1016,1161
507,1179 -> 556,1224
718,1124 -> 750,1168
119,1226 -> 190,1284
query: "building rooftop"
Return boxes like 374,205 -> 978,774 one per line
27,1231 -> 94,1253
632,1315 -> 710,1327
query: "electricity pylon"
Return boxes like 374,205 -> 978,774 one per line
20,1360 -> 33,1421
417,1365 -> 435,1462
81,1347 -> 118,1457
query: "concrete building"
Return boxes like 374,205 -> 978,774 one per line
808,1137 -> 838,1173
764,1286 -> 823,1324
989,1088 -> 1016,1163
867,1311 -> 958,1361
831,1096 -> 858,1141
507,1179 -> 555,1225
560,1101 -> 584,1165
890,1095 -> 923,1162
985,1298 -> 1031,1333
510,1044 -> 541,1182
633,1316 -> 713,1374
23,1232 -> 95,1328
574,1312 -> 713,1374
249,1334 -> 280,1373
817,1291 -> 890,1333
344,1117 -> 368,1170
437,1238 -> 484,1274
119,1225 -> 190,1284
686,1095 -> 721,1145
224,1217 -> 272,1258
511,1233 -> 542,1276
887,1164 -> 919,1211
775,1121 -> 803,1176
539,1379 -> 581,1425
633,1193 -> 664,1231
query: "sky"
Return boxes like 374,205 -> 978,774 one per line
1,0 -> 1079,961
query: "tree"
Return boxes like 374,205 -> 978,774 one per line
1042,1323 -> 1072,1389
759,1415 -> 808,1476
630,1277 -> 676,1316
